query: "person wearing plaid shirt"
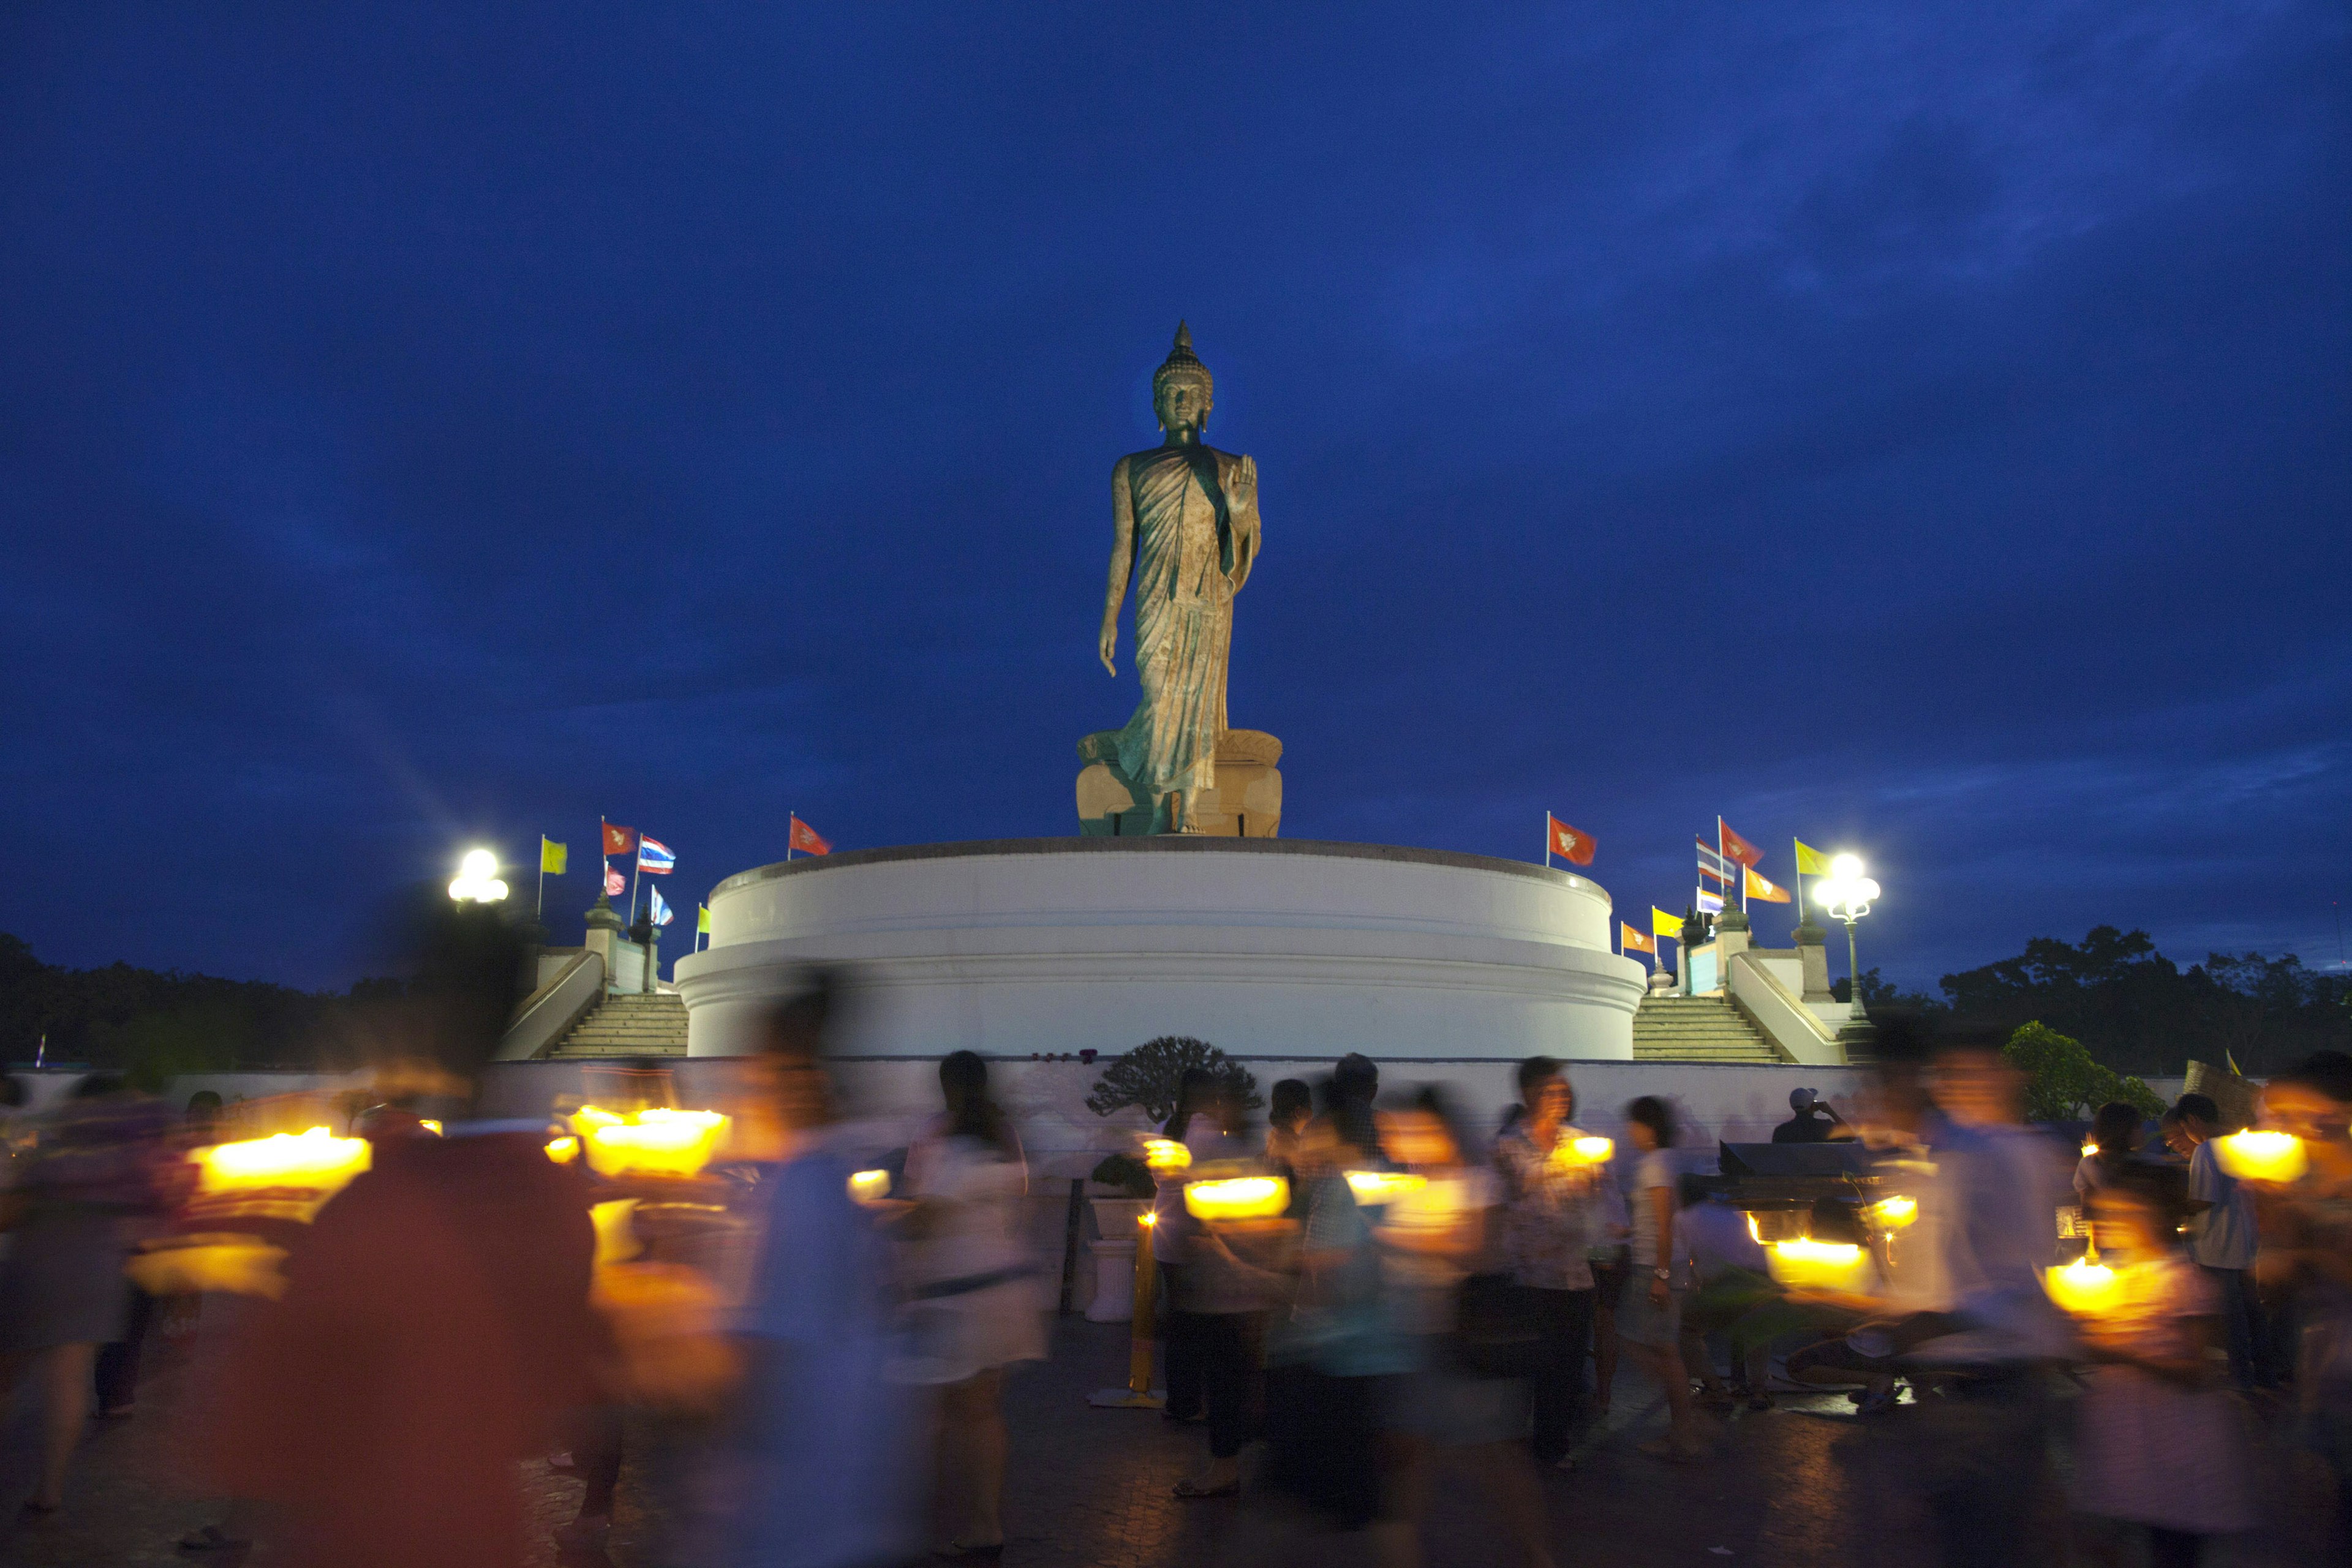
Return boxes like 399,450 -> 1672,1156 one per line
1491,1057 -> 1607,1468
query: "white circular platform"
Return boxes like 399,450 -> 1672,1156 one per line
674,837 -> 1646,1061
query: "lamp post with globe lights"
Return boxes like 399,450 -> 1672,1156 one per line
1811,854 -> 1879,1020
447,848 -> 509,905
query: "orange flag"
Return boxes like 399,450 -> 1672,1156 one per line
1547,814 -> 1596,867
789,815 -> 832,856
1621,921 -> 1656,955
1744,866 -> 1792,903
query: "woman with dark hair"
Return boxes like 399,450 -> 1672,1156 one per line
1618,1095 -> 1709,1461
901,1050 -> 1043,1561
2074,1101 -> 2144,1209
1266,1078 -> 1312,1169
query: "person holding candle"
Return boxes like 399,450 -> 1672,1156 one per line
2069,1169 -> 2255,1566
2248,1054 -> 2352,1545
2162,1093 -> 2272,1392
1616,1096 -> 1711,1461
723,970 -> 922,1568
2073,1101 -> 2144,1210
897,1050 -> 1044,1560
1377,1088 -> 1553,1568
1489,1057 -> 1605,1470
1169,1079 -> 1278,1501
1154,1066 -> 1219,1426
206,903 -> 604,1568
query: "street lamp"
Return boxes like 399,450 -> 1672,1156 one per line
1811,853 -> 1879,1019
448,848 -> 509,904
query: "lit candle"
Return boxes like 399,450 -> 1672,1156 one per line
1183,1175 -> 1289,1221
1142,1137 -> 1193,1174
2210,1130 -> 2307,1184
1867,1195 -> 1918,1231
1344,1169 -> 1428,1204
193,1126 -> 371,1195
574,1106 -> 731,1179
848,1169 -> 892,1205
2044,1256 -> 2125,1316
545,1135 -> 581,1164
1763,1238 -> 1870,1291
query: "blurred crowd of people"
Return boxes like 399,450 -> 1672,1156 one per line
0,921 -> 2347,1568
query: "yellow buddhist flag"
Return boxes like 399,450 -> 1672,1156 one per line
1651,907 -> 1686,943
540,837 -> 568,875
696,903 -> 712,935
1793,840 -> 1831,876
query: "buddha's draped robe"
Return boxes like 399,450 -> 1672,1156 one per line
1115,446 -> 1251,805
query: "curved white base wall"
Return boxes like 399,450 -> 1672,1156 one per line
674,838 -> 1646,1062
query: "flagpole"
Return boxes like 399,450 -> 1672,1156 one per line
1542,812 -> 1550,869
630,850 -> 643,924
1793,837 -> 1805,929
537,837 -> 546,924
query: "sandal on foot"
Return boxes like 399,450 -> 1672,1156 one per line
178,1525 -> 253,1553
1174,1477 -> 1240,1498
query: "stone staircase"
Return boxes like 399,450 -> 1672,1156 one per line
1632,994 -> 1781,1063
546,992 -> 688,1059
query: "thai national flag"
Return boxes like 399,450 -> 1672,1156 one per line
649,886 -> 675,926
637,836 -> 676,875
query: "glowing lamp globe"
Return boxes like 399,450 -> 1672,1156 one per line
1763,1238 -> 1869,1291
448,848 -> 510,904
2211,1130 -> 2307,1184
1184,1175 -> 1289,1222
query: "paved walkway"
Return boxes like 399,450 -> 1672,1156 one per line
1,1315 -> 2332,1566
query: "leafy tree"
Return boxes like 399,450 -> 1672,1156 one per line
1831,967 -> 1939,1011
1940,928 -> 2350,1078
2002,1021 -> 2163,1122
1085,1036 -> 1261,1125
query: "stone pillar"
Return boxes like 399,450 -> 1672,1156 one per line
584,894 -> 626,994
1716,907 -> 1751,969
632,917 -> 660,993
1792,918 -> 1833,1003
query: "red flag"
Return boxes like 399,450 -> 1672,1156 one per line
1621,921 -> 1655,955
1546,814 -> 1595,867
1719,819 -> 1762,869
789,815 -> 831,856
603,821 -> 638,856
603,860 -> 625,897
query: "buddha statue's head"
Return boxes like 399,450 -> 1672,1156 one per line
1152,321 -> 1213,441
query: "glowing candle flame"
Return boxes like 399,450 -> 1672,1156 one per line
2211,1130 -> 2307,1184
848,1169 -> 892,1205
418,1119 -> 443,1137
1142,1137 -> 1193,1174
1868,1196 -> 1918,1231
2044,1256 -> 2124,1316
574,1106 -> 730,1178
1184,1175 -> 1289,1221
545,1136 -> 580,1164
1344,1169 -> 1428,1204
1570,1136 -> 1614,1163
194,1126 -> 371,1194
1763,1237 -> 1869,1291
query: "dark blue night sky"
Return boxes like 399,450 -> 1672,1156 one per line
3,3 -> 2346,992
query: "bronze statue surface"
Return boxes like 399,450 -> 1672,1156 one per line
1095,323 -> 1262,833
